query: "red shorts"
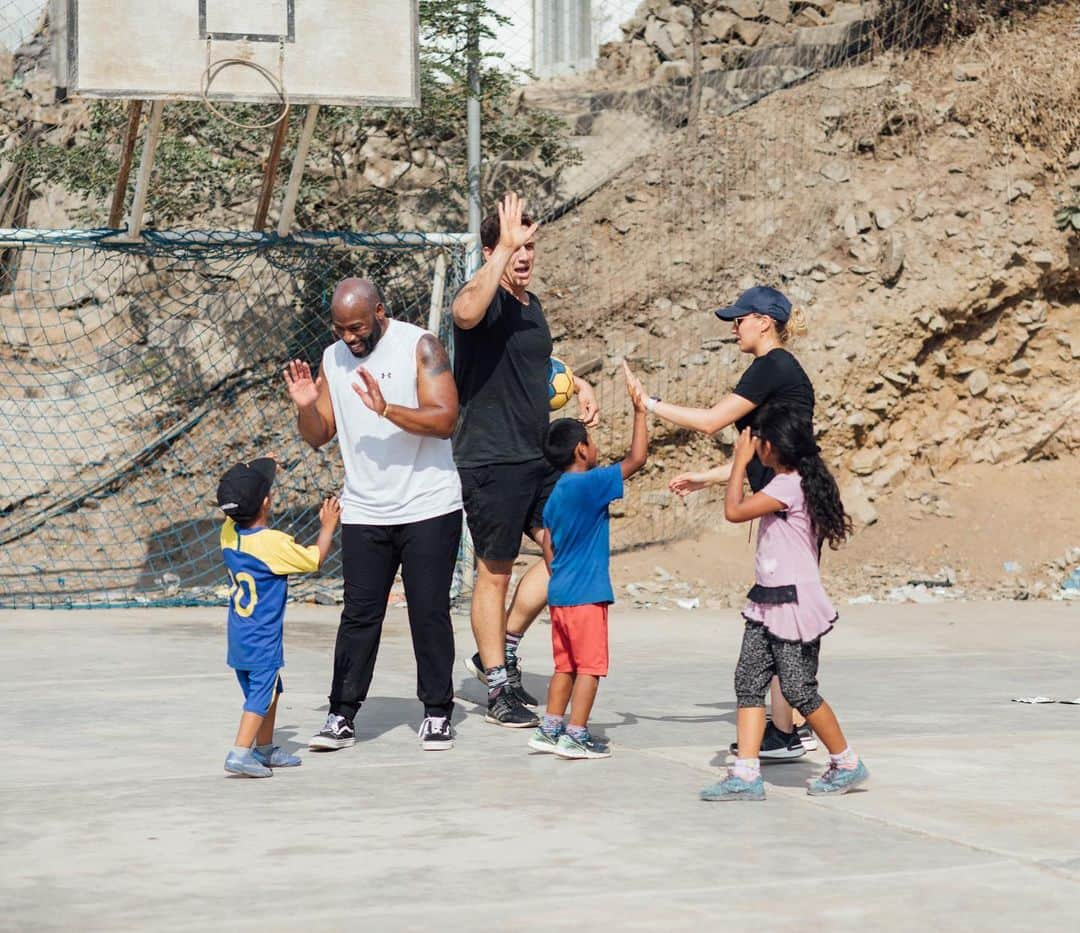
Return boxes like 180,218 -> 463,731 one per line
550,603 -> 609,676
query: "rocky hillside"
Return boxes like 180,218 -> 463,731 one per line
531,1 -> 1079,594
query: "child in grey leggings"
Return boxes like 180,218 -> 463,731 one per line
700,405 -> 869,802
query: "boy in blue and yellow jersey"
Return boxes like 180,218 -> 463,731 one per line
216,457 -> 340,778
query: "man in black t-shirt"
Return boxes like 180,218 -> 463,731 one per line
452,192 -> 599,728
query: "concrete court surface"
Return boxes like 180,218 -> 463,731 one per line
3,599 -> 1080,932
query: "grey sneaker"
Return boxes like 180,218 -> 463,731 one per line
554,731 -> 611,759
700,770 -> 765,801
309,713 -> 356,750
807,759 -> 869,796
252,745 -> 301,768
418,716 -> 454,751
506,658 -> 538,707
485,690 -> 540,728
224,749 -> 272,778
527,725 -> 562,754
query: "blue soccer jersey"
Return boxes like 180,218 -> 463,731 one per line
220,519 -> 321,670
542,463 -> 624,607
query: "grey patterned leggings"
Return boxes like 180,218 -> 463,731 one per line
734,621 -> 824,717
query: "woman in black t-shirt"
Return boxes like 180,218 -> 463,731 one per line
627,286 -> 813,492
626,286 -> 816,755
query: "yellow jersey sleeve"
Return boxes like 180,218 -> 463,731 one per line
220,517 -> 238,551
245,529 -> 322,576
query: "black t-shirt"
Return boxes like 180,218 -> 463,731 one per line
732,348 -> 816,491
452,287 -> 553,467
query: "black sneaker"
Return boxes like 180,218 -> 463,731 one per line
309,713 -> 356,750
418,716 -> 454,751
464,652 -> 487,684
485,690 -> 540,728
506,659 -> 538,707
728,721 -> 807,761
796,724 -> 818,751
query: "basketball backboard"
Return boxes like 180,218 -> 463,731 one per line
66,0 -> 419,107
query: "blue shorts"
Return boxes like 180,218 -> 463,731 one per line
235,668 -> 283,715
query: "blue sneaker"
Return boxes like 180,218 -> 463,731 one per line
224,749 -> 272,778
554,730 -> 611,759
527,726 -> 562,754
252,745 -> 301,768
700,770 -> 766,801
807,759 -> 869,796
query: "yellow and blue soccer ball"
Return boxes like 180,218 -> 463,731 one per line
548,357 -> 576,411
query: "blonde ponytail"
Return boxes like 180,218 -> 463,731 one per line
777,305 -> 808,345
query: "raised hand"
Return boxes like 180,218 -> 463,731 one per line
497,192 -> 539,253
623,360 -> 647,413
576,377 -> 601,427
284,359 -> 321,409
733,426 -> 755,465
319,495 -> 341,529
351,367 -> 388,416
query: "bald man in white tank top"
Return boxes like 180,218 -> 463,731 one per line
284,278 -> 463,751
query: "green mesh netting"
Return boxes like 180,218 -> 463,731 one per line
0,228 -> 472,608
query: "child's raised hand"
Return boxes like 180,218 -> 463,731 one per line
733,426 -> 755,465
622,360 -> 647,413
319,496 -> 342,529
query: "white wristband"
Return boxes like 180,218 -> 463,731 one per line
646,396 -> 659,413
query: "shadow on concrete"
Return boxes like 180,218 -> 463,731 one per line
453,671 -> 551,710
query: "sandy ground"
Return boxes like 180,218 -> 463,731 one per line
3,600 -> 1080,931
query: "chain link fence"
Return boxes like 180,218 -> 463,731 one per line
2,1 -> 1062,604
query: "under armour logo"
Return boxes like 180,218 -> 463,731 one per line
379,372 -> 392,380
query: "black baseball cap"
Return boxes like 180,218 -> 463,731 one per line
713,286 -> 792,323
216,458 -> 276,522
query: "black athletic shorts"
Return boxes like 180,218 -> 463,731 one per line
458,459 -> 559,563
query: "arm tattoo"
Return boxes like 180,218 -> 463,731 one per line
418,334 -> 452,377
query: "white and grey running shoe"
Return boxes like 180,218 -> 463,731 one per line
418,716 -> 454,751
555,731 -> 611,760
309,713 -> 356,750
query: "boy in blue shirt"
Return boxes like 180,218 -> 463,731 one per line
216,457 -> 340,778
531,362 -> 648,759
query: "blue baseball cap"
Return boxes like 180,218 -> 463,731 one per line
713,286 -> 792,323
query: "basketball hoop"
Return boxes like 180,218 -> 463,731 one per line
199,37 -> 290,130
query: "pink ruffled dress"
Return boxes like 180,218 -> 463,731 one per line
742,471 -> 837,644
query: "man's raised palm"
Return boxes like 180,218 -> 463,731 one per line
285,360 -> 321,408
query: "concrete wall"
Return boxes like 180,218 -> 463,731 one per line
0,0 -> 45,53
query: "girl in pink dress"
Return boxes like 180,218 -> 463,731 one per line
700,404 -> 869,802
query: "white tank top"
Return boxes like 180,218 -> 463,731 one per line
322,320 -> 462,525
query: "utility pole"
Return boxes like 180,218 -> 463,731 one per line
466,1 -> 482,240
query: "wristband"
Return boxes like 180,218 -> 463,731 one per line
379,400 -> 389,418
646,396 -> 660,413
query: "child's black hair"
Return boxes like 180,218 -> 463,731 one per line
544,418 -> 589,470
753,404 -> 853,550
